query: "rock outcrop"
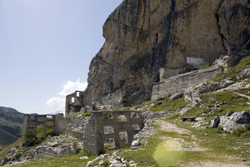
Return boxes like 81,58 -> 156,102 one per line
218,111 -> 250,132
82,0 -> 250,109
0,134 -> 82,166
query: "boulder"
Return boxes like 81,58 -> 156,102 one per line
219,116 -> 244,133
229,111 -> 250,124
219,111 -> 250,133
209,116 -> 220,128
212,55 -> 240,67
236,68 -> 250,80
131,140 -> 140,147
169,93 -> 184,101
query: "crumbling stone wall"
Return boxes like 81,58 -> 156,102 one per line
22,114 -> 56,146
151,66 -> 222,100
65,91 -> 84,116
22,111 -> 144,155
83,111 -> 144,155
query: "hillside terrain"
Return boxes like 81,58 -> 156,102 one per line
1,55 -> 250,166
1,0 -> 250,166
0,107 -> 23,151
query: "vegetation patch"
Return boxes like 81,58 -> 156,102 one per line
8,152 -> 97,167
176,121 -> 250,163
183,90 -> 250,119
199,64 -> 210,70
153,140 -> 184,166
122,98 -> 132,107
15,151 -> 22,158
67,111 -> 93,119
211,55 -> 250,82
150,96 -> 190,112
232,125 -> 250,137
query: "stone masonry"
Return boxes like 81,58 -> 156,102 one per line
83,111 -> 144,155
65,91 -> 84,116
22,114 -> 56,146
22,111 -> 144,155
151,66 -> 222,100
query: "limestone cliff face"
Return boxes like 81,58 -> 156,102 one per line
82,0 -> 250,109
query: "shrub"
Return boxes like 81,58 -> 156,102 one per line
103,159 -> 110,167
23,129 -> 43,147
122,98 -> 132,107
232,125 -> 250,137
103,113 -> 112,119
15,151 -> 22,158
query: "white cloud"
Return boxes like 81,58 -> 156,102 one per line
46,97 -> 65,112
59,78 -> 88,96
46,78 -> 88,113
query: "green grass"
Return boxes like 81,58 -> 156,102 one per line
67,111 -> 93,119
199,64 -> 210,70
211,55 -> 250,82
118,137 -> 161,166
122,98 -> 132,107
149,96 -> 190,112
235,88 -> 250,96
182,90 -> 250,119
176,121 -> 250,162
156,131 -> 192,142
120,117 -> 250,166
9,152 -> 97,167
0,138 -> 21,161
0,129 -> 19,148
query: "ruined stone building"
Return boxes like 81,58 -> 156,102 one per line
22,111 -> 144,155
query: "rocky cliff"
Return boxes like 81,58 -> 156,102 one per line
82,0 -> 250,109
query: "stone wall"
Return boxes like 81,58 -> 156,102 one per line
22,111 -> 144,155
22,113 -> 88,146
83,111 -> 144,155
54,113 -> 68,136
55,114 -> 88,141
151,66 -> 222,100
65,91 -> 84,116
83,114 -> 97,154
22,114 -> 56,146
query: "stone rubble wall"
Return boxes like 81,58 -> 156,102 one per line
83,111 -> 144,155
22,114 -> 56,146
83,114 -> 97,154
151,66 -> 222,100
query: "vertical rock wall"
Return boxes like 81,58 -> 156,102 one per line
82,0 -> 250,109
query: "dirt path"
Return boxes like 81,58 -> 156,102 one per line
233,92 -> 250,100
156,120 -> 190,134
154,119 -> 249,167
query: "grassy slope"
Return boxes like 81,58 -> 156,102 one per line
0,130 -> 19,150
0,107 -> 23,151
5,55 -> 250,167
0,139 -> 21,161
9,153 -> 96,167
117,55 -> 250,166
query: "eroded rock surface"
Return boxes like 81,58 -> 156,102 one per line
82,0 -> 250,109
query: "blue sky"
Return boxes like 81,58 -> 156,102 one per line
0,0 -> 123,114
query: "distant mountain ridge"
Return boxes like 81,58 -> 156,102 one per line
0,107 -> 24,151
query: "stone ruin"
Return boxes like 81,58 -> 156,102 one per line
83,111 -> 144,154
22,111 -> 144,155
22,114 -> 56,146
65,90 -> 84,116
